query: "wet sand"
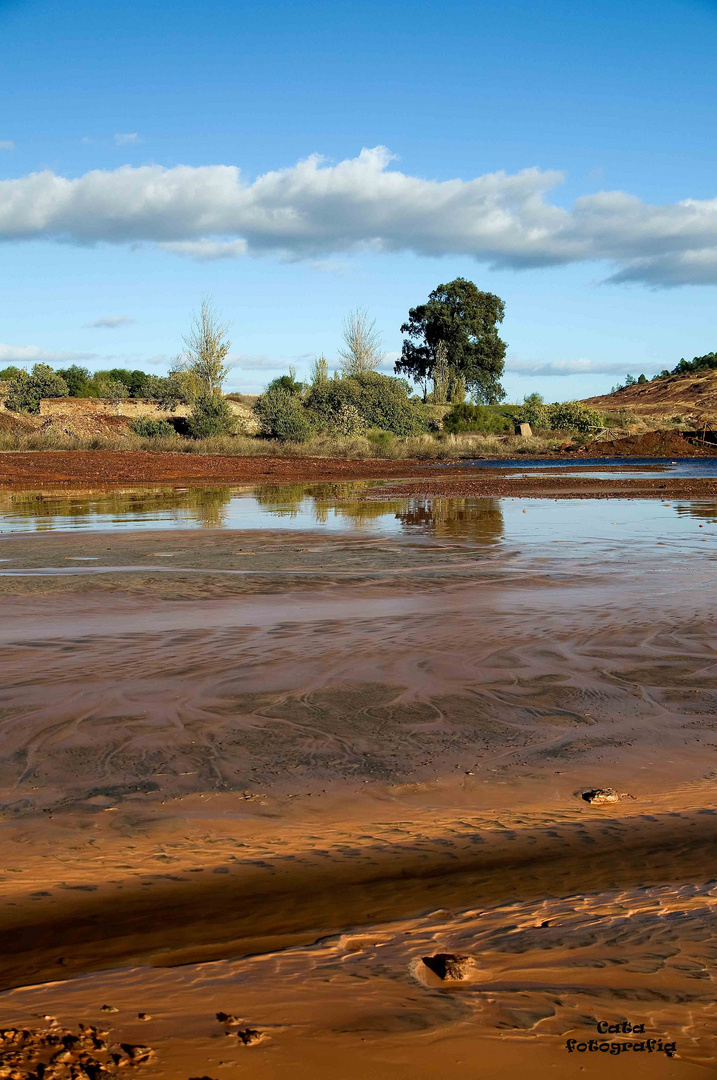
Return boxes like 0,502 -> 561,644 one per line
3,448 -> 717,498
1,507 -> 717,1076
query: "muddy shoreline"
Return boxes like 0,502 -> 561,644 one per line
3,448 -> 717,498
2,509 -> 717,1076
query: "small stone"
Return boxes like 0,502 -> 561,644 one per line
237,1028 -> 264,1045
216,1012 -> 239,1025
421,953 -> 477,981
100,1004 -> 118,1013
581,788 -> 620,805
138,1013 -> 152,1021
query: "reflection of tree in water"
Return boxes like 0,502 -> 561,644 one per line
252,482 -> 404,527
396,497 -> 505,542
6,487 -> 234,529
673,502 -> 717,523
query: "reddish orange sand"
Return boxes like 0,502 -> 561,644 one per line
0,522 -> 716,1077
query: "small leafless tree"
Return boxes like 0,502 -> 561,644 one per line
183,298 -> 231,394
338,307 -> 385,376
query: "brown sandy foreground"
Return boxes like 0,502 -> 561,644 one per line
1,519 -> 717,1077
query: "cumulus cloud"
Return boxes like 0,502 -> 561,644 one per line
0,141 -> 14,151
507,358 -> 659,377
0,343 -> 98,363
1,147 -> 717,286
114,133 -> 139,146
86,315 -> 135,328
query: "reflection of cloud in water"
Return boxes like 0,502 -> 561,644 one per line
397,498 -> 504,542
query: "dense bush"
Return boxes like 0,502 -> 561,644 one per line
253,386 -> 317,442
546,401 -> 604,433
5,364 -> 68,413
306,373 -> 428,436
513,400 -> 604,433
129,417 -> 177,438
331,402 -> 368,436
442,402 -> 513,434
186,393 -> 236,439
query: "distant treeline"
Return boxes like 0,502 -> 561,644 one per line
612,351 -> 717,392
0,363 -> 190,401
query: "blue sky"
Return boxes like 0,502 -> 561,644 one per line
1,0 -> 716,399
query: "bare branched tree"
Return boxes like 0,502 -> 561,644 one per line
182,298 -> 231,394
338,307 -> 385,376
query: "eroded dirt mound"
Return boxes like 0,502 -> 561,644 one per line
0,411 -> 34,436
37,414 -> 134,439
591,429 -> 717,457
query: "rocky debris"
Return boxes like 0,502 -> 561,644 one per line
421,953 -> 478,981
581,787 -> 620,804
0,1022 -> 140,1079
136,1015 -> 151,1023
116,1043 -> 155,1065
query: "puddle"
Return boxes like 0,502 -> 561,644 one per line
0,484 -> 716,569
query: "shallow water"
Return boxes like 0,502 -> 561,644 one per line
461,456 -> 717,478
0,486 -> 716,568
2,483 -> 717,1076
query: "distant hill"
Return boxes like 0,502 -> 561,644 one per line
582,370 -> 717,419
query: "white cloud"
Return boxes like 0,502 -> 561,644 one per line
0,141 -> 14,151
114,133 -> 139,147
1,147 -> 717,286
160,239 -> 248,260
0,343 -> 98,364
507,358 -> 660,377
85,315 -> 135,328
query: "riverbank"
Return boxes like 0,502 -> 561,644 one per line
3,448 -> 717,498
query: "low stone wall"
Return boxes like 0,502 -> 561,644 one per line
1,395 -> 260,434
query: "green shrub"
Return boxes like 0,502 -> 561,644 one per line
513,400 -> 605,433
443,402 -> 513,434
331,402 -> 367,436
546,401 -> 604,433
186,393 -> 236,439
367,429 -> 396,450
5,364 -> 68,413
253,386 -> 317,442
306,372 -> 428,435
130,417 -> 177,439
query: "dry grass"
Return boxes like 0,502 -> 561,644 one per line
0,429 -> 573,459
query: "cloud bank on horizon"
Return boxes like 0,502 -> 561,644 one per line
1,147 -> 717,288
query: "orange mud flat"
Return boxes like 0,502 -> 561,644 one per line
3,448 -> 717,499
0,449 -> 455,487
